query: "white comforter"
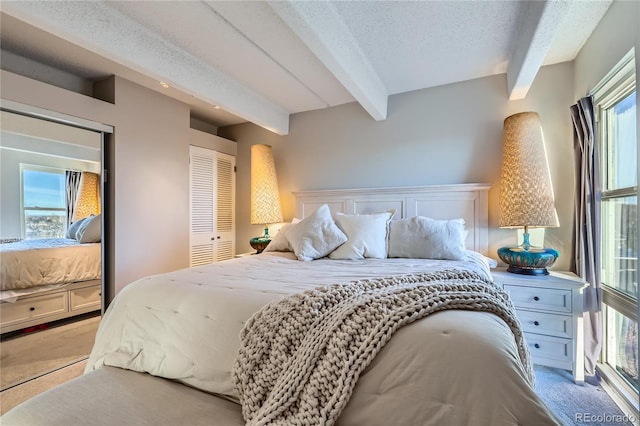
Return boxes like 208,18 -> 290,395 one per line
86,252 -> 559,425
1,238 -> 101,295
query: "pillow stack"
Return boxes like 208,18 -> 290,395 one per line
66,214 -> 102,243
264,205 -> 395,261
263,204 -> 468,262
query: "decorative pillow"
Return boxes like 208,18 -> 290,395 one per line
76,214 -> 102,243
285,205 -> 347,261
264,224 -> 294,252
264,218 -> 302,253
65,217 -> 87,239
329,210 -> 396,260
388,216 -> 467,260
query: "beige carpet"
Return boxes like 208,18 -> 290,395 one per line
0,315 -> 101,390
0,359 -> 87,415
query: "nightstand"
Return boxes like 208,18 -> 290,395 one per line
492,268 -> 588,384
234,252 -> 257,258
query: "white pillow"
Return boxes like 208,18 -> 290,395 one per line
388,216 -> 467,260
264,224 -> 294,252
286,205 -> 347,261
76,214 -> 102,243
65,217 -> 87,239
329,210 -> 395,260
264,218 -> 302,253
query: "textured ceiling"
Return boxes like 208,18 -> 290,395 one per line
332,1 -> 522,94
0,0 -> 612,134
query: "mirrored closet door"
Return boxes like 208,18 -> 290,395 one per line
0,103 -> 110,392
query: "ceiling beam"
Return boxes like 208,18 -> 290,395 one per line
1,1 -> 291,135
506,0 -> 572,100
269,1 -> 388,121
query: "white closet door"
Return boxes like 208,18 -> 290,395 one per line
189,145 -> 236,266
215,152 -> 235,261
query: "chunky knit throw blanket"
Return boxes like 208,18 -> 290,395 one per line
232,269 -> 533,426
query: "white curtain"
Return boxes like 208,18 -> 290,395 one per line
570,96 -> 602,381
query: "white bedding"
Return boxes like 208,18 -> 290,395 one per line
0,238 -> 101,298
87,252 -> 559,425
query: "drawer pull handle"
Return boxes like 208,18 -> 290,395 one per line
29,307 -> 35,311
533,321 -> 540,326
534,343 -> 540,349
533,296 -> 540,301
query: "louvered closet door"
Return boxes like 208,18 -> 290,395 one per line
189,146 -> 236,267
215,152 -> 235,261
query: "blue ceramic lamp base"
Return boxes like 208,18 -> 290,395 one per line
249,237 -> 270,254
497,231 -> 559,276
250,226 -> 271,254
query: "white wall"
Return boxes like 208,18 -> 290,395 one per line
220,62 -> 576,270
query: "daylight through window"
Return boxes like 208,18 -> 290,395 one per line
21,165 -> 67,239
594,52 -> 638,395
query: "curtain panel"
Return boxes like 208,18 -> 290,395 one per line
65,171 -> 82,227
570,96 -> 602,379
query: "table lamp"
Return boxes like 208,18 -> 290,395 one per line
497,112 -> 559,275
250,144 -> 283,253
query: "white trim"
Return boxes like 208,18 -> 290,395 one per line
603,288 -> 639,321
593,52 -> 639,409
597,363 -> 639,425
590,49 -> 636,105
1,99 -> 113,134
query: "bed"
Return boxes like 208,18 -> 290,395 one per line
0,236 -> 102,333
1,184 -> 560,425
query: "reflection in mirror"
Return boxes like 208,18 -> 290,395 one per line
0,110 -> 103,392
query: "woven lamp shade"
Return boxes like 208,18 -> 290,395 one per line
499,112 -> 559,229
250,144 -> 283,225
72,172 -> 101,222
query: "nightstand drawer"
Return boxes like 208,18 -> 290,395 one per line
504,285 -> 571,313
516,310 -> 572,338
525,333 -> 572,364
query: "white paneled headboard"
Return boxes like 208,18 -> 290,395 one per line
293,184 -> 491,255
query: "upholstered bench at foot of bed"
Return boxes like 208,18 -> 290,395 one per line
1,366 -> 245,426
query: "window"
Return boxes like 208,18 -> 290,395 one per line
21,165 -> 67,239
602,91 -> 638,301
594,50 -> 638,397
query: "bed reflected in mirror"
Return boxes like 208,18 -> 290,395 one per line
0,108 -> 104,393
